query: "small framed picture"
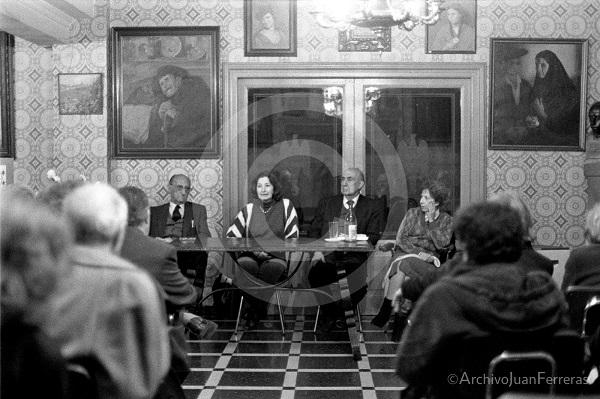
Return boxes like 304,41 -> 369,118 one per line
426,0 -> 477,54
244,0 -> 297,57
58,73 -> 103,115
489,38 -> 588,151
109,26 -> 220,159
338,27 -> 391,52
0,31 -> 14,158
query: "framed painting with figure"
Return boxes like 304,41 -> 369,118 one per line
0,31 -> 14,158
489,38 -> 588,151
244,0 -> 297,57
426,0 -> 477,54
109,26 -> 219,159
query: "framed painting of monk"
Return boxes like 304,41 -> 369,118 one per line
109,26 -> 219,159
244,0 -> 297,57
0,31 -> 15,158
489,38 -> 588,151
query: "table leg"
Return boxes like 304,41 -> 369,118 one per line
335,263 -> 362,361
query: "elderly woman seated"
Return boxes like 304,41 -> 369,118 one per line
371,180 -> 453,330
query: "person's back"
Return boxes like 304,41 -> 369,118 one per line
396,201 -> 568,398
43,183 -> 170,399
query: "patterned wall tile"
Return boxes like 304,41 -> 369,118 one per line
10,0 -> 600,252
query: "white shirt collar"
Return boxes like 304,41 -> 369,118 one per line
343,193 -> 360,209
169,202 -> 185,217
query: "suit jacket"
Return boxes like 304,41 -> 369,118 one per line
310,194 -> 384,246
561,243 -> 600,291
120,226 -> 197,308
149,201 -> 210,239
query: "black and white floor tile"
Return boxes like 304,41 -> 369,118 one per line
183,315 -> 406,399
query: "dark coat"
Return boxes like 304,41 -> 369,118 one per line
561,243 -> 600,290
149,201 -> 210,240
120,226 -> 196,308
309,194 -> 384,246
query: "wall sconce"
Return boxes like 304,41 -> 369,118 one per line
365,87 -> 381,115
323,87 -> 344,117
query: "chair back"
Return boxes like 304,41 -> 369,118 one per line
486,350 -> 556,399
583,295 -> 600,337
424,330 -> 585,399
565,285 -> 600,335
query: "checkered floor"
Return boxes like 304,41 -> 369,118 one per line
182,315 -> 406,399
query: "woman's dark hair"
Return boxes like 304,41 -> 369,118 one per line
453,201 -> 523,265
422,180 -> 449,208
250,171 -> 282,201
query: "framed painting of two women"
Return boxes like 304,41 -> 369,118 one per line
489,38 -> 588,151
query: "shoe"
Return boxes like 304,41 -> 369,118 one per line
371,299 -> 392,328
186,317 -> 218,339
391,313 -> 407,342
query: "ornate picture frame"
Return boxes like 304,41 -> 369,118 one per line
489,38 -> 588,151
244,0 -> 297,57
58,73 -> 103,115
0,31 -> 15,158
109,26 -> 219,159
426,0 -> 477,54
338,27 -> 392,52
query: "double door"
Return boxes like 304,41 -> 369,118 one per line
224,63 -> 486,237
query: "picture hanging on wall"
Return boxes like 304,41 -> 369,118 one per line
245,0 -> 297,57
109,26 -> 220,159
0,31 -> 14,158
58,73 -> 103,115
426,0 -> 477,54
338,27 -> 392,52
489,38 -> 588,151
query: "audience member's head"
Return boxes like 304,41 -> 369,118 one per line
63,183 -> 128,251
488,190 -> 533,242
168,174 -> 191,205
453,201 -> 523,265
1,189 -> 72,316
118,186 -> 150,234
585,203 -> 600,244
37,180 -> 85,213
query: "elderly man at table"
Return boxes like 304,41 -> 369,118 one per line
42,183 -> 170,399
150,174 -> 211,300
308,167 -> 385,330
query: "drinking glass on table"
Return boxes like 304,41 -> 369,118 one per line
328,221 -> 339,239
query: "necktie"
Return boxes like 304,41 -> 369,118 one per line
172,205 -> 182,222
346,200 -> 354,217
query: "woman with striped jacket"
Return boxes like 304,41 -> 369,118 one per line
226,170 -> 299,328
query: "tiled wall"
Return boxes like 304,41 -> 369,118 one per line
9,0 -> 600,250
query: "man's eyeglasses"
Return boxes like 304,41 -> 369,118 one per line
172,184 -> 191,192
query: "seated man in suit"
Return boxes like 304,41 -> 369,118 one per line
308,167 -> 385,330
150,174 -> 211,300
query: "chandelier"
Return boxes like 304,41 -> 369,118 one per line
311,0 -> 444,36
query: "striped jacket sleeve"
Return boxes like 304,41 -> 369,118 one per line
226,204 -> 252,238
283,199 -> 299,239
